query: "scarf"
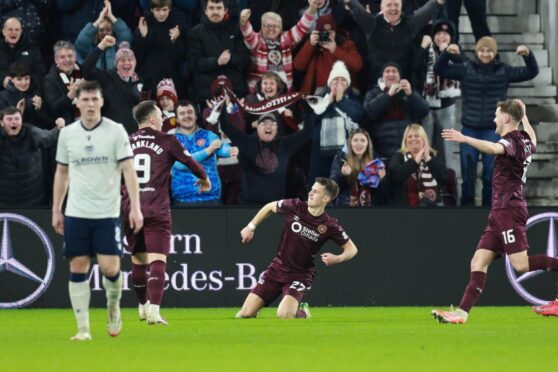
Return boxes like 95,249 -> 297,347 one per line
404,153 -> 440,207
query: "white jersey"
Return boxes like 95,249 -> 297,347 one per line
56,117 -> 133,218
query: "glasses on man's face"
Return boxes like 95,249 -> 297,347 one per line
263,24 -> 280,29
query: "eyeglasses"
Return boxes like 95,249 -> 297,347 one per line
262,24 -> 281,29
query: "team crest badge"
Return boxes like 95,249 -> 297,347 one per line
268,50 -> 281,65
318,225 -> 327,234
196,138 -> 206,147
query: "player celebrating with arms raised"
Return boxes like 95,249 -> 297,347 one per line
432,99 -> 558,324
236,177 -> 358,319
122,100 -> 210,325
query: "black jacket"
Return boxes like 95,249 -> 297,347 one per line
0,36 -> 45,90
82,47 -> 143,134
132,12 -> 186,93
187,15 -> 250,103
0,80 -> 52,128
0,124 -> 59,207
42,64 -> 80,125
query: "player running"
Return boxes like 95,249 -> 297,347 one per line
432,99 -> 558,324
236,177 -> 358,319
122,101 -> 210,325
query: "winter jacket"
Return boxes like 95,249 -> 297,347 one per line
75,18 -> 133,70
344,0 -> 443,83
0,0 -> 48,43
363,86 -> 429,159
0,36 -> 44,90
240,9 -> 314,92
42,64 -> 81,125
294,32 -> 363,95
0,124 -> 59,207
0,80 -> 52,128
187,15 -> 250,103
132,12 -> 186,93
82,47 -> 144,134
435,51 -> 538,130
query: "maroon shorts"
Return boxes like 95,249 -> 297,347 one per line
124,216 -> 171,256
251,269 -> 312,306
476,206 -> 529,256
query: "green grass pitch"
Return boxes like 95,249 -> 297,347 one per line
1,307 -> 556,371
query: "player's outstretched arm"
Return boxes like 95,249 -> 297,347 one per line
121,158 -> 144,233
514,99 -> 537,147
52,164 -> 69,235
321,239 -> 358,266
442,128 -> 504,155
240,201 -> 278,243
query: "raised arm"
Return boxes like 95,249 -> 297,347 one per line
442,128 -> 505,155
240,201 -> 278,243
515,99 -> 537,147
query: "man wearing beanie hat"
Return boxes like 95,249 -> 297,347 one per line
82,35 -> 145,134
435,37 -> 538,206
363,61 -> 429,160
293,14 -> 363,95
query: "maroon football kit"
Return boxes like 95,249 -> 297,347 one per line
252,198 -> 350,304
121,127 -> 206,255
477,130 -> 536,255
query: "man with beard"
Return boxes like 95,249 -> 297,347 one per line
219,108 -> 314,205
187,0 -> 250,106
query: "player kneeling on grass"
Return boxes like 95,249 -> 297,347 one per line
236,177 -> 358,319
122,100 -> 210,325
432,99 -> 558,324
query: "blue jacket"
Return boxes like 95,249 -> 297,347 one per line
171,128 -> 231,203
75,18 -> 133,70
435,51 -> 538,129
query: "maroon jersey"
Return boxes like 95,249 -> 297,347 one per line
121,127 -> 207,218
491,130 -> 536,209
268,198 -> 350,281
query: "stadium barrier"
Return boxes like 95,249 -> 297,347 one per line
1,208 -> 557,308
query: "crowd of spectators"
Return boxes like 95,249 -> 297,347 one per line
0,0 -> 540,208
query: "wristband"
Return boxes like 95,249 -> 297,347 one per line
248,222 -> 257,231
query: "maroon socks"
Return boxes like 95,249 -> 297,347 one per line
459,271 -> 487,313
148,260 -> 167,306
528,255 -> 558,272
131,263 -> 148,304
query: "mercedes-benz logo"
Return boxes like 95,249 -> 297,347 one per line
506,212 -> 558,305
0,213 -> 55,308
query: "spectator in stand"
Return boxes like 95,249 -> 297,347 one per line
219,107 -> 314,205
446,0 -> 490,43
294,14 -> 363,96
75,0 -> 133,70
0,17 -> 45,91
55,0 -> 104,43
330,128 -> 386,206
307,61 -> 364,185
42,40 -> 83,124
0,62 -> 51,128
239,0 -> 319,93
187,0 -> 251,106
435,37 -> 538,206
342,0 -> 446,85
387,123 -> 447,206
134,0 -> 187,95
156,78 -> 179,133
363,62 -> 429,160
82,35 -> 146,134
413,19 -> 464,172
0,0 -> 48,45
244,71 -> 299,135
170,100 -> 238,206
0,106 -> 64,207
248,0 -> 303,31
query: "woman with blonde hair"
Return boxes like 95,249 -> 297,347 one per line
330,128 -> 386,206
387,124 -> 447,206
